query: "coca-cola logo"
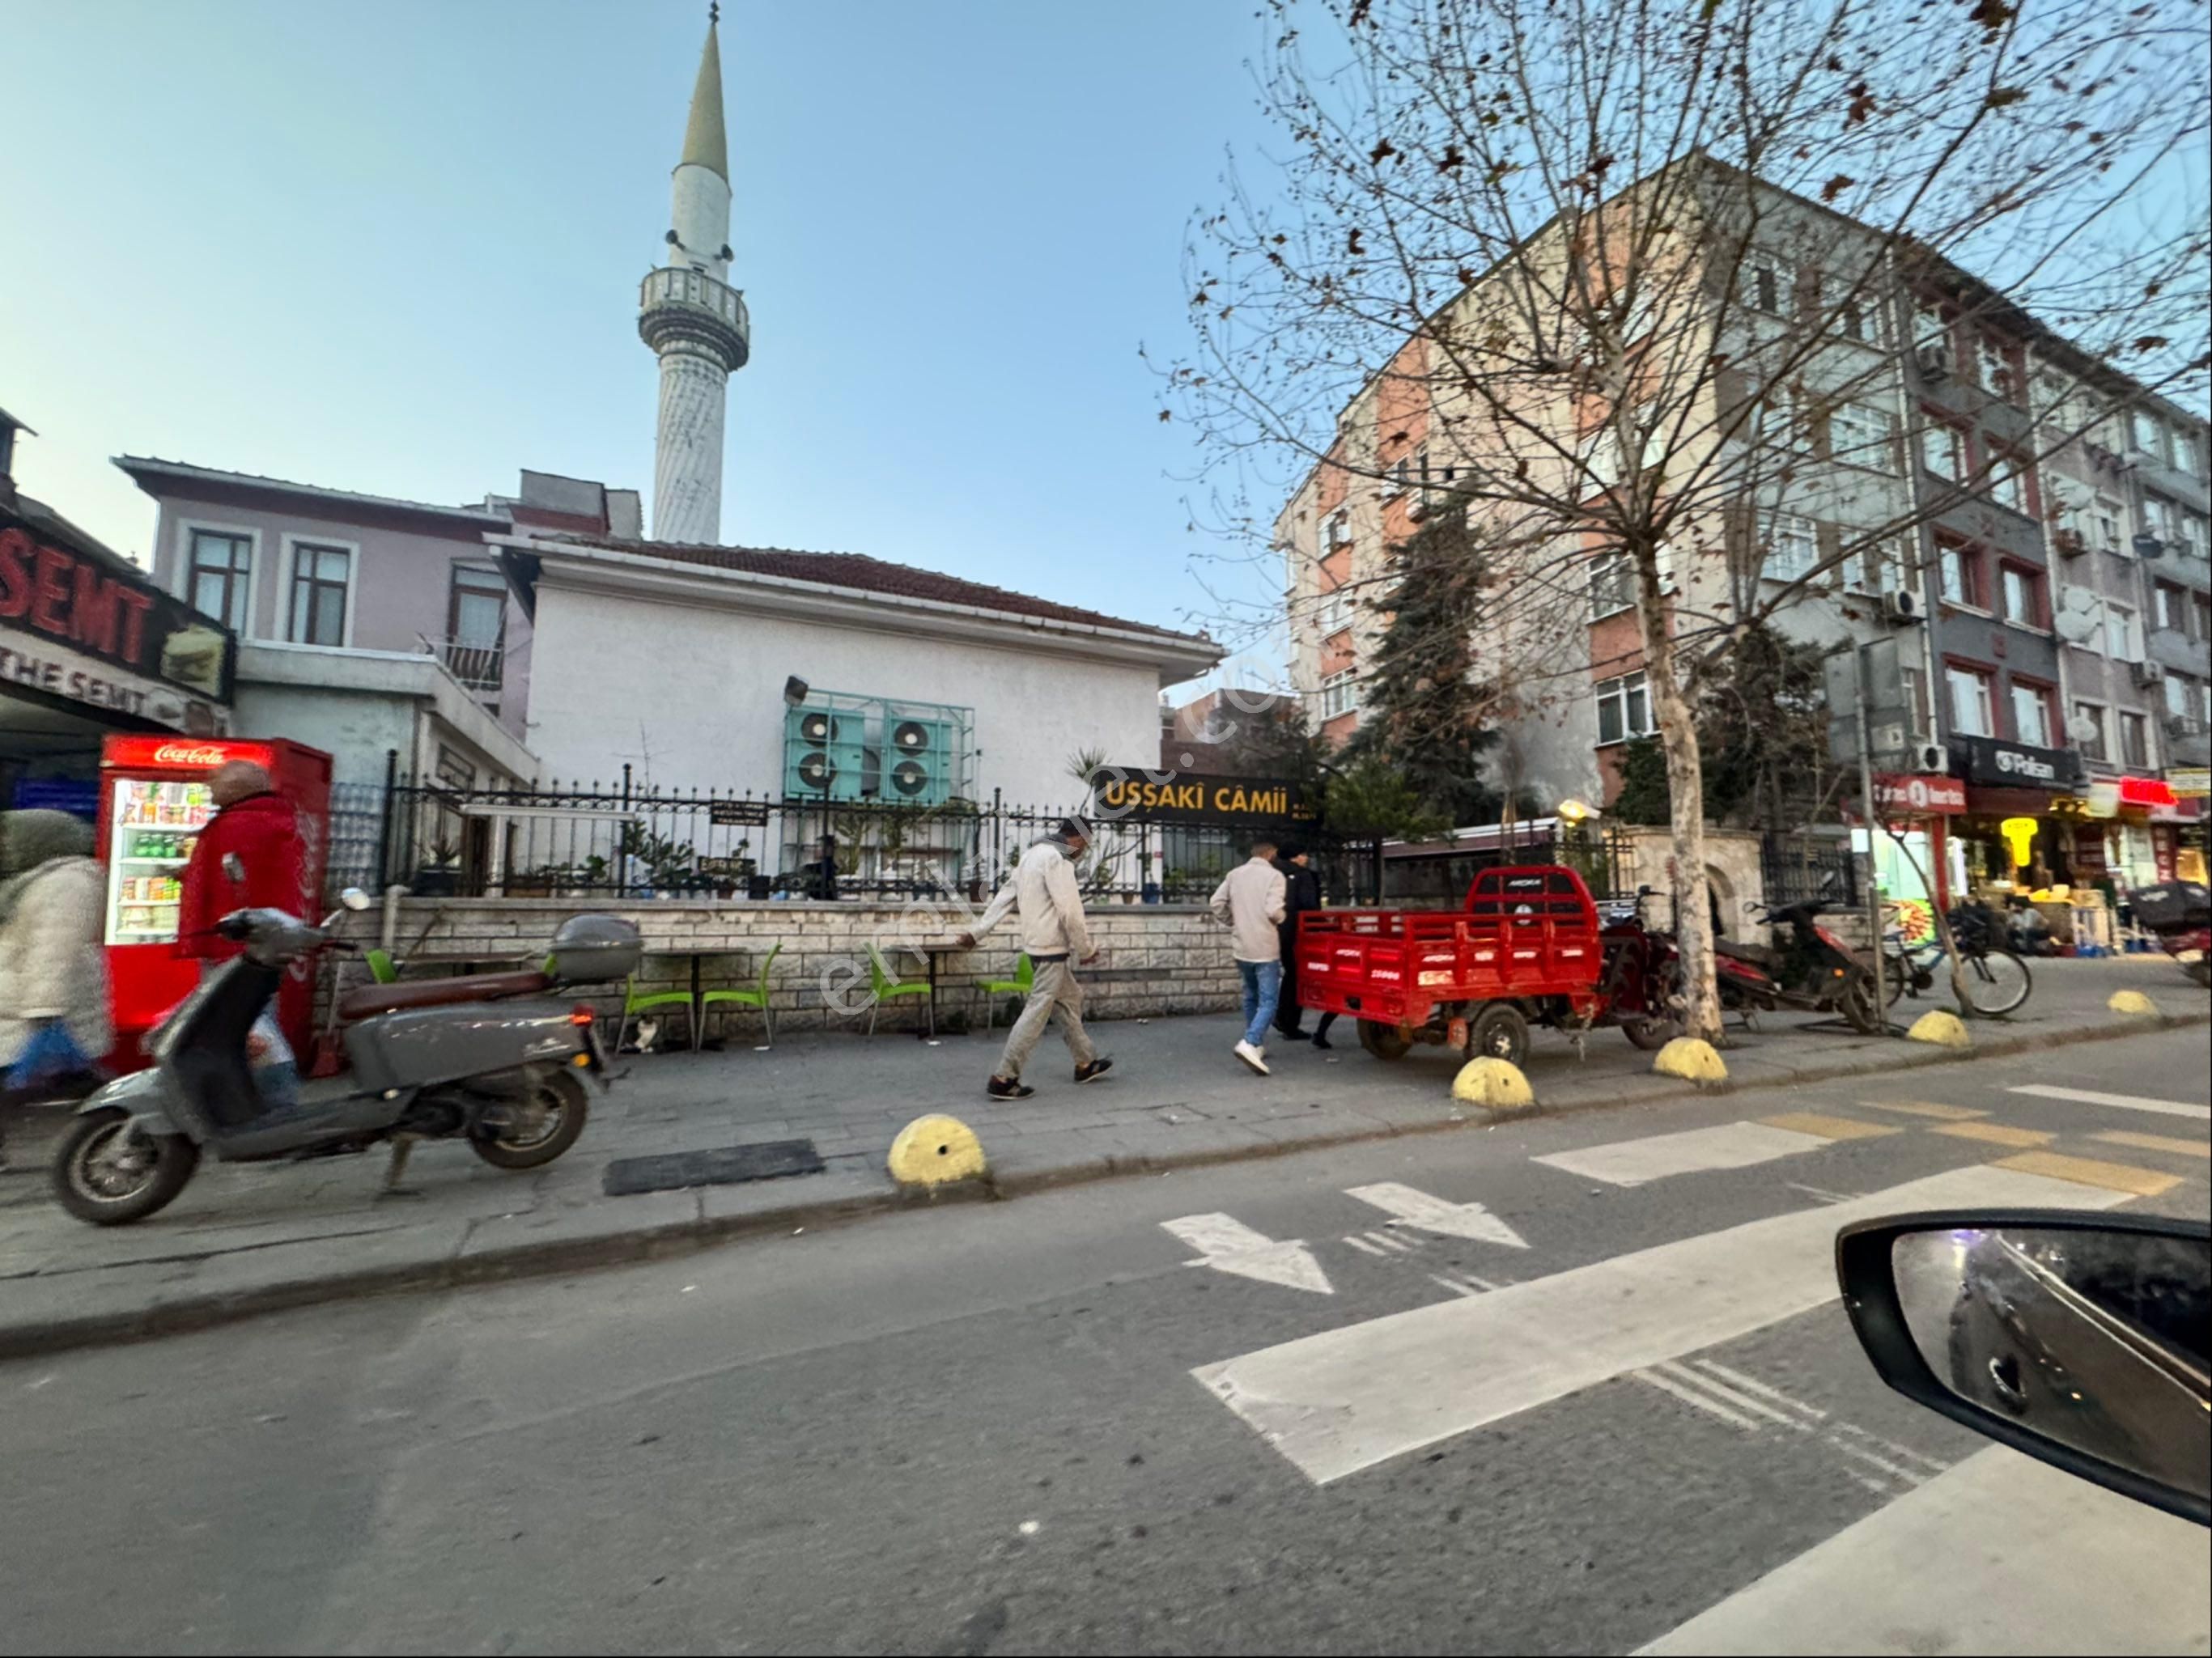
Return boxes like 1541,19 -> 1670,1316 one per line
151,744 -> 231,766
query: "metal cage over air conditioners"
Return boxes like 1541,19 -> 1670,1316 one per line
780,689 -> 975,808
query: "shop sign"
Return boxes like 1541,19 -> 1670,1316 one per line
708,799 -> 771,826
2164,766 -> 2210,799
0,515 -> 236,727
1948,735 -> 2083,791
1092,768 -> 1315,826
1873,774 -> 1967,816
2116,776 -> 2177,809
102,736 -> 275,773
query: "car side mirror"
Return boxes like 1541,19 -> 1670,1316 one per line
1837,1211 -> 2210,1526
339,887 -> 373,912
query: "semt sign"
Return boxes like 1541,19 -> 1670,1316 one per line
0,512 -> 237,725
1093,769 -> 1314,827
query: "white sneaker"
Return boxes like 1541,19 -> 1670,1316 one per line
1234,1039 -> 1271,1075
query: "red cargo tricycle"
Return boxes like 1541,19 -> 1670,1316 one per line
1294,865 -> 1616,1068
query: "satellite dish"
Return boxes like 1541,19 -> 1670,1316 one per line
2066,712 -> 2101,744
2061,585 -> 2099,613
2053,604 -> 2101,645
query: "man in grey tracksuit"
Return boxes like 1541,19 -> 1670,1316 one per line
960,816 -> 1113,1100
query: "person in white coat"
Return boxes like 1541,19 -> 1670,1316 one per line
1211,839 -> 1288,1073
959,816 -> 1114,1100
0,810 -> 112,1164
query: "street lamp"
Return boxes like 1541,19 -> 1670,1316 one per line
1557,797 -> 1601,822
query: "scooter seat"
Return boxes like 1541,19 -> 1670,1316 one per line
338,970 -> 552,1021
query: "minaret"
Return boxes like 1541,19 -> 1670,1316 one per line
639,7 -> 749,544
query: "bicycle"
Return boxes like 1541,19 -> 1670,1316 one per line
1879,902 -> 2033,1018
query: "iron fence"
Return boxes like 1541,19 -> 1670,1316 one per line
372,769 -> 1358,904
1760,829 -> 1860,909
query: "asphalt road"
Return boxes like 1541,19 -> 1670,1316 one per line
4,1025 -> 2207,1656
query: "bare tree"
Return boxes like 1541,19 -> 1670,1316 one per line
1161,0 -> 2209,1041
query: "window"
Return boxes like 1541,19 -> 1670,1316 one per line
2142,494 -> 2176,548
286,541 -> 350,647
1901,664 -> 1930,735
1913,295 -> 1951,349
1989,459 -> 2028,515
2165,675 -> 2207,735
2121,710 -> 2150,769
2103,600 -> 2142,662
1320,668 -> 1361,720
2129,408 -> 2166,462
447,565 -> 507,689
2156,581 -> 2189,633
2182,511 -> 2210,562
1327,510 -> 1351,549
1386,455 -> 1412,498
1921,420 -> 1966,481
2094,500 -> 2123,553
2009,681 -> 2053,748
1947,664 -> 1996,737
2074,702 -> 2108,761
2177,432 -> 2206,480
1938,541 -> 1985,608
1830,402 -> 1895,468
1853,536 -> 1911,595
1590,550 -> 1635,619
1743,258 -> 1782,315
185,529 -> 252,630
1596,670 -> 1654,744
1761,512 -> 1820,583
1318,584 -> 1354,637
1836,295 -> 1880,346
1999,564 -> 2046,629
2197,593 -> 2212,642
1976,335 -> 2020,404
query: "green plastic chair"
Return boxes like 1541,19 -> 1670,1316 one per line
697,943 -> 782,1050
979,952 -> 1034,1030
617,974 -> 696,1052
864,943 -> 934,1037
364,948 -> 398,984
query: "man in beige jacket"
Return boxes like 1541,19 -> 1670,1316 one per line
1211,840 -> 1288,1074
960,816 -> 1113,1100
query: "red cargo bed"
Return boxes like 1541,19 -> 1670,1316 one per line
1296,865 -> 1605,1028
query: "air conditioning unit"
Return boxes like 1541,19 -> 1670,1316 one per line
2052,528 -> 2087,558
2132,659 -> 2167,689
1882,589 -> 1922,625
2167,715 -> 2196,739
783,706 -> 865,801
1916,344 -> 1951,382
1914,741 -> 1947,773
883,716 -> 957,804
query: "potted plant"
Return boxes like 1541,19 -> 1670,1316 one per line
412,834 -> 461,897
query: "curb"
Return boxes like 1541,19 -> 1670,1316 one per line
4,1006 -> 2203,1362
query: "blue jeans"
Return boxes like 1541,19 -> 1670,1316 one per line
1238,959 -> 1282,1048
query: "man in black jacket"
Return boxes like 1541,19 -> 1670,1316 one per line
1272,843 -> 1322,1041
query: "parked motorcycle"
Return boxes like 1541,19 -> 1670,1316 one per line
1595,887 -> 1688,1050
51,896 -> 642,1226
1720,889 -> 1883,1034
2130,880 -> 2212,988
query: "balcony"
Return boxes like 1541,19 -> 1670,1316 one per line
638,266 -> 750,373
422,636 -> 504,696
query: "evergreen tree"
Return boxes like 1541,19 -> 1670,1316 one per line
1352,502 -> 1506,828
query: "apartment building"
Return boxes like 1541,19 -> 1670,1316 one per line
1276,160 -> 2207,890
112,459 -> 626,790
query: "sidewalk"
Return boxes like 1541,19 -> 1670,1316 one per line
2,957 -> 2202,1358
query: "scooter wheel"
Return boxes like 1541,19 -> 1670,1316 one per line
51,1107 -> 200,1227
469,1069 -> 590,1169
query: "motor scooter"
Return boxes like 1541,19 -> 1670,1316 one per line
1718,888 -> 1883,1034
2129,879 -> 2212,988
51,894 -> 642,1226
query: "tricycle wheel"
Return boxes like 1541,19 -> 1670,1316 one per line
51,1108 -> 199,1226
1357,1020 -> 1412,1062
1468,1003 -> 1531,1068
1620,1016 -> 1677,1051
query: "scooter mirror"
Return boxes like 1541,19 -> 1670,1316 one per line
339,888 -> 373,912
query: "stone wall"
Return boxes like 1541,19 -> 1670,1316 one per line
372,896 -> 1246,1033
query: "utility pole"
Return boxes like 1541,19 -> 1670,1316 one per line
1852,664 -> 1890,1025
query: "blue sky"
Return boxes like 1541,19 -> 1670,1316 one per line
0,0 -> 1286,676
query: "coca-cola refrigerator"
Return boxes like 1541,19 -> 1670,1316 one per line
97,735 -> 333,1067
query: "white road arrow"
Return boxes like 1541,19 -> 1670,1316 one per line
1344,1181 -> 1529,1249
1161,1213 -> 1335,1295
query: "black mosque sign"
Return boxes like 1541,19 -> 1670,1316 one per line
1091,768 -> 1315,828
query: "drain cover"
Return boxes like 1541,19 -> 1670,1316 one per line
602,1139 -> 825,1197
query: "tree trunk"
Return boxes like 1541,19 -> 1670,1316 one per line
1634,553 -> 1722,1045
